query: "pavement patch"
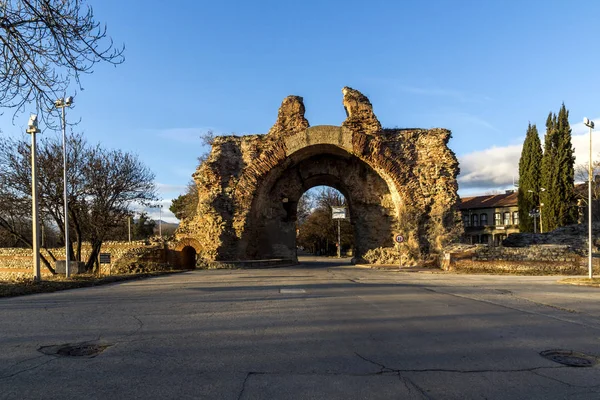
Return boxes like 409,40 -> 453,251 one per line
38,342 -> 111,358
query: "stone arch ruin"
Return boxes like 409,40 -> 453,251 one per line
175,87 -> 461,264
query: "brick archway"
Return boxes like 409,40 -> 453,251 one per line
172,237 -> 202,252
175,87 -> 460,264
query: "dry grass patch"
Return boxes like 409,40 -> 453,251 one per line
558,277 -> 600,288
0,271 -> 187,298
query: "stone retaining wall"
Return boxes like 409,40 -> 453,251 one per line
442,244 -> 599,275
0,241 -> 162,280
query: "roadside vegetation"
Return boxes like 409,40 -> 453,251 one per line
0,270 -> 187,298
558,277 -> 600,288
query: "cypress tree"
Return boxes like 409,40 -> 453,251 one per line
518,123 -> 543,232
541,112 -> 559,232
540,104 -> 577,232
555,103 -> 577,226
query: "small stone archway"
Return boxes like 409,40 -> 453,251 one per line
175,87 -> 461,265
180,246 -> 196,269
170,238 -> 202,269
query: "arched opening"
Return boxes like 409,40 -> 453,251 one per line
242,142 -> 396,262
296,186 -> 354,258
181,246 -> 197,269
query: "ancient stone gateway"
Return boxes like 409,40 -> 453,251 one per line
175,87 -> 461,265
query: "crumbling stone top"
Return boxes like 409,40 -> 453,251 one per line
341,86 -> 382,135
268,95 -> 309,137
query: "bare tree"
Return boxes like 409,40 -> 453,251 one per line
0,132 -> 156,273
77,144 -> 156,271
0,0 -> 124,124
297,187 -> 353,255
574,160 -> 600,222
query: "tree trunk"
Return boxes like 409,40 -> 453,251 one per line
85,240 -> 103,272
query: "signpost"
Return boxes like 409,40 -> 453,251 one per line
332,207 -> 347,258
529,209 -> 540,233
395,234 -> 404,268
99,253 -> 111,275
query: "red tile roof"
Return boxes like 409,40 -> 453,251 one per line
459,191 -> 518,210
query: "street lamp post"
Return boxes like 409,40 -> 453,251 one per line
26,115 -> 41,281
55,96 -> 74,277
584,117 -> 595,279
159,205 -> 163,237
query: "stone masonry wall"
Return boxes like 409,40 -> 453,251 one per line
0,241 -> 162,280
441,244 -> 599,274
176,87 -> 462,264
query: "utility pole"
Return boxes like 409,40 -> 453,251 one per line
337,219 -> 341,258
55,96 -> 74,276
584,117 -> 595,279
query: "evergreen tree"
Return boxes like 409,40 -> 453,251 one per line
540,104 -> 577,232
541,112 -> 559,232
555,104 -> 577,226
518,123 -> 543,232
133,212 -> 156,240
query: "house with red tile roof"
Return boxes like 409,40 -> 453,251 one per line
458,190 -> 519,245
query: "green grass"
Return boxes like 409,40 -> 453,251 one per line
0,271 -> 187,298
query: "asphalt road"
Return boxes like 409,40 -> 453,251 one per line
2,256 -> 600,399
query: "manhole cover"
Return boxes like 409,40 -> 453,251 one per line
39,343 -> 110,358
540,350 -> 598,367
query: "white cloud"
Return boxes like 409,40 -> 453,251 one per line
130,199 -> 179,224
156,182 -> 186,194
571,117 -> 600,169
456,117 -> 600,194
457,144 -> 522,192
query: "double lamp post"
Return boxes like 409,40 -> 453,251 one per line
27,96 -> 73,280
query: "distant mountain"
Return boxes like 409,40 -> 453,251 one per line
153,221 -> 179,235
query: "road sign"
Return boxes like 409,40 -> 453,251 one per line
99,253 -> 111,264
395,234 -> 404,244
332,207 -> 347,219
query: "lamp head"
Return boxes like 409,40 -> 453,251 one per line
26,114 -> 39,133
584,117 -> 595,129
28,114 -> 38,129
65,96 -> 73,106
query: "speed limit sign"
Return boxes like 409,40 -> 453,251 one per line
395,234 -> 404,244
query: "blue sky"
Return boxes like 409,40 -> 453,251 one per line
2,0 -> 600,222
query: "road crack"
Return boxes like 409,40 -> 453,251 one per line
0,357 -> 57,380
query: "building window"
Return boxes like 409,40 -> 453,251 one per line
480,213 -> 488,226
504,212 -> 511,226
463,214 -> 470,227
495,213 -> 501,226
471,214 -> 479,227
512,211 -> 519,226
